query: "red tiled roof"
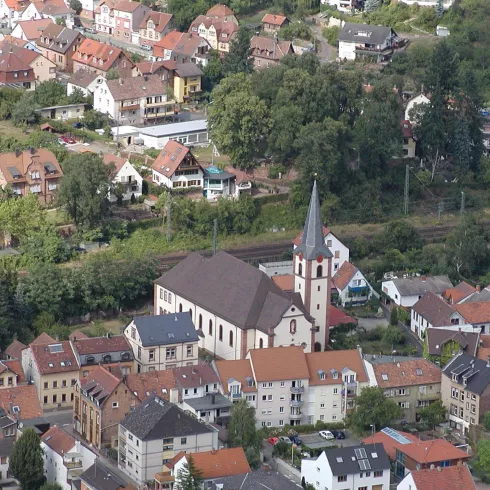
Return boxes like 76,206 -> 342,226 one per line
215,359 -> 255,394
31,341 -> 79,375
31,332 -> 56,345
410,465 -> 475,490
186,448 -> 250,479
328,305 -> 357,327
155,30 -> 183,51
454,302 -> 490,324
249,346 -> 309,382
173,364 -> 219,389
361,430 -> 419,459
0,385 -> 43,419
73,335 -> 131,355
373,358 -> 441,388
401,120 -> 413,138
293,225 -> 331,246
41,425 -> 76,456
206,3 -> 234,17
139,10 -> 173,32
155,31 -> 206,57
333,261 -> 358,291
412,291 -> 455,328
152,140 -> 197,177
262,13 -> 288,26
72,38 -> 129,73
14,19 -> 54,41
104,154 -> 127,173
250,35 -> 292,61
0,360 -> 25,383
125,370 -> 177,402
394,439 -> 470,464
0,52 -> 33,76
114,0 -> 141,12
79,366 -> 121,402
443,281 -> 476,304
69,330 -> 89,341
135,60 -> 176,74
5,339 -> 26,360
271,274 -> 293,292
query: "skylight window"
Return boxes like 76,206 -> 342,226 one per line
336,457 -> 343,463
48,363 -> 54,368
381,374 -> 388,381
416,368 -> 423,376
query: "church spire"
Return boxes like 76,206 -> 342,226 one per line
294,181 -> 332,261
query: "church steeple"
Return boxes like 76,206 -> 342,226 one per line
294,181 -> 332,261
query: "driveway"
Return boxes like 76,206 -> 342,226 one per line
308,18 -> 336,63
300,432 -> 360,449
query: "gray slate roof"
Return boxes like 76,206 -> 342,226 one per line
155,251 -> 302,332
133,313 -> 199,347
339,22 -> 395,44
324,443 -> 390,476
120,396 -> 214,441
412,291 -> 455,327
427,329 -> 479,357
443,353 -> 490,395
462,288 -> 490,303
175,62 -> 203,78
68,70 -> 98,89
294,180 -> 332,261
81,461 -> 127,490
391,276 -> 453,297
211,469 -> 303,489
184,393 -> 231,411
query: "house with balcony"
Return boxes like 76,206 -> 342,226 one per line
139,11 -> 173,48
441,353 -> 490,435
173,62 -> 203,102
74,366 -> 139,449
339,22 -> 400,62
103,154 -> 143,202
123,313 -> 199,373
332,261 -> 375,307
203,165 -> 238,200
118,396 -> 219,484
41,425 -> 96,490
369,358 -> 442,423
214,359 -> 257,407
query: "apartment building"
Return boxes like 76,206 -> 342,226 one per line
93,75 -> 174,125
22,340 -> 79,410
442,353 -> 490,434
113,1 -> 149,43
188,12 -> 238,53
118,397 -> 219,484
74,366 -> 139,449
214,359 -> 257,407
123,313 -> 199,373
370,358 -> 442,423
305,349 -> 369,424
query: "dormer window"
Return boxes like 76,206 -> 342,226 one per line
245,376 -> 254,388
317,369 -> 326,380
452,374 -> 458,381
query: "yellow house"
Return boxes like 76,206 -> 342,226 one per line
0,359 -> 25,388
173,63 -> 203,103
401,120 -> 416,158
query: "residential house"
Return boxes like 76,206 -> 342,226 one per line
22,339 -> 79,410
0,148 -> 63,204
153,31 -> 210,65
333,261 -> 375,306
38,102 -> 86,120
203,165 -> 239,201
301,444 -> 391,490
124,313 -> 199,373
441,352 -> 490,434
411,291 -> 457,339
404,93 -> 430,124
170,448 -> 250,488
94,0 -> 119,36
305,349 -> 369,424
93,75 -> 174,126
71,334 -> 134,378
401,120 -> 416,158
73,366 -> 139,448
134,119 -> 209,148
112,1 -> 149,43
67,70 -> 104,97
103,154 -> 143,202
41,425 -> 97,490
443,281 -> 477,304
369,358 -> 442,422
250,35 -> 293,69
339,22 -> 399,62
397,465 -> 475,490
72,38 -> 133,77
21,0 -> 74,27
11,18 -> 54,45
293,224 -> 350,277
37,24 -> 84,72
452,302 -> 490,334
118,397 -> 219,484
425,327 -> 480,367
361,427 -> 419,461
209,468 -> 306,490
0,51 -> 35,89
0,42 -> 57,83
0,359 -> 24,387
262,13 -> 289,33
124,369 -> 179,403
0,0 -> 27,28
459,286 -> 490,303
206,3 -> 237,21
394,439 -> 469,479
132,59 -> 175,82
322,0 -> 359,13
139,11 -> 173,48
0,438 -> 15,486
0,384 -> 43,422
5,339 -> 26,360
214,358 -> 257,406
382,275 -> 453,307
2,35 -> 39,51
154,252 -> 314,359
80,461 -> 131,490
188,12 -> 238,53
151,140 -> 204,189
173,62 -> 203,102
398,0 -> 454,9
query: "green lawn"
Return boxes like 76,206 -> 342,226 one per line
193,144 -> 229,166
0,120 -> 29,141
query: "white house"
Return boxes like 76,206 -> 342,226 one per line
151,140 -> 204,189
405,93 -> 430,124
301,444 -> 390,490
103,154 -> 143,202
41,425 -> 96,490
397,465 -> 475,490
11,18 -> 54,44
411,291 -> 457,338
382,275 -> 453,307
333,261 -> 376,307
21,0 -> 74,28
0,0 -> 25,28
67,71 -> 104,98
203,165 -> 238,200
293,225 -> 349,277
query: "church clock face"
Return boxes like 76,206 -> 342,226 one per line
298,253 -> 303,261
317,254 -> 324,263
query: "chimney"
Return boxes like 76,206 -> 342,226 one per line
477,285 -> 481,292
211,393 -> 216,404
29,147 -> 35,155
14,149 -> 21,158
487,355 -> 490,368
437,466 -> 441,472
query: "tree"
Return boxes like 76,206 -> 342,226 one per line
11,93 -> 40,126
10,428 -> 45,490
67,87 -> 87,104
40,484 -> 63,490
222,27 -> 254,76
202,50 -> 223,94
26,130 -> 59,148
175,455 -> 203,490
322,26 -> 341,47
33,79 -> 67,107
347,386 -> 403,433
390,308 -> 399,326
227,399 -> 261,468
57,153 -> 111,230
436,0 -> 444,17
106,68 -> 120,80
83,110 -> 108,130
68,0 -> 82,13
22,224 -> 72,263
374,221 -> 424,253
382,325 -> 404,346
477,439 -> 490,474
167,0 -> 211,30
418,401 -> 446,429
364,0 -> 380,12
484,411 -> 490,431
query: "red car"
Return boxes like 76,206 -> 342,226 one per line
61,135 -> 76,144
268,437 -> 279,445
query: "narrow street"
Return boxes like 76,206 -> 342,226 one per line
309,19 -> 336,63
83,30 -> 151,58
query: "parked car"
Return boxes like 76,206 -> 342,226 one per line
331,430 -> 345,440
278,436 -> 292,445
141,44 -> 152,51
85,27 -> 96,34
58,138 -> 67,145
319,430 -> 335,440
60,135 -> 76,144
267,437 -> 279,446
72,122 -> 83,129
289,435 -> 302,445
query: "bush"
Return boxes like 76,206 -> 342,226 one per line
322,26 -> 341,47
484,411 -> 490,431
268,164 -> 287,179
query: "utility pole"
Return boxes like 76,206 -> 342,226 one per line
437,201 -> 444,224
404,165 -> 409,215
212,219 -> 218,255
166,196 -> 172,242
460,191 -> 465,216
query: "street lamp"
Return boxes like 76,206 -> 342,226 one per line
370,424 -> 375,441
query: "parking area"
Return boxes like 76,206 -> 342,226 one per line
300,432 -> 360,449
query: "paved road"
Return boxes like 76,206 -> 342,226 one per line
309,19 -> 335,63
83,30 -> 151,58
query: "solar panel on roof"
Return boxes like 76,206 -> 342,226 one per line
358,459 -> 371,471
355,448 -> 367,459
7,166 -> 21,178
381,427 -> 412,444
48,344 -> 64,353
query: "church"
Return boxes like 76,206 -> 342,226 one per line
152,181 -> 332,359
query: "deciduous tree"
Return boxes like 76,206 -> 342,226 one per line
419,401 -> 446,429
10,428 -> 45,490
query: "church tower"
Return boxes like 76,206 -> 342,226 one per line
293,181 -> 332,351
